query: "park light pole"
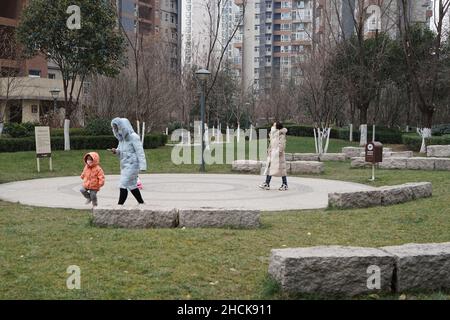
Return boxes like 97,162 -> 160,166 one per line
195,68 -> 211,172
49,88 -> 60,113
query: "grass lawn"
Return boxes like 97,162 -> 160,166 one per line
1,136 -> 449,299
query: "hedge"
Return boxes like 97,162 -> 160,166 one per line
402,134 -> 450,152
0,134 -> 168,153
256,124 -> 403,144
50,128 -> 89,136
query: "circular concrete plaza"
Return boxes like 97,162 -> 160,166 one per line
0,174 -> 375,211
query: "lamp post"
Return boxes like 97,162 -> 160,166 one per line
49,88 -> 60,113
195,68 -> 211,172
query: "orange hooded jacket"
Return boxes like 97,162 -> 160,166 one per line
80,152 -> 105,191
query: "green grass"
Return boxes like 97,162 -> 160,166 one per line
1,136 -> 450,299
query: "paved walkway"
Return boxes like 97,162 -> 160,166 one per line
0,174 -> 374,211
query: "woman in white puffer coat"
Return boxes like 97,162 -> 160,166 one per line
110,117 -> 147,204
259,121 -> 288,191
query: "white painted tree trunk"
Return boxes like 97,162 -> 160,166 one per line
417,127 -> 432,154
349,124 -> 353,142
360,124 -> 368,146
64,119 -> 70,151
136,120 -> 140,137
314,128 -> 331,155
165,127 -> 168,135
0,122 -> 4,136
205,125 -> 209,149
237,124 -> 240,142
372,124 -> 376,142
226,126 -> 230,143
141,122 -> 145,144
324,128 -> 331,153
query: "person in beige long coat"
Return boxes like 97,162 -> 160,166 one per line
259,122 -> 288,191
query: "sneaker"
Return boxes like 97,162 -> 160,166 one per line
258,182 -> 270,190
85,198 -> 92,205
279,184 -> 288,191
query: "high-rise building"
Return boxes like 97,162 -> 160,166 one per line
181,0 -> 222,68
230,0 -> 434,95
233,0 -> 315,93
115,0 -> 181,69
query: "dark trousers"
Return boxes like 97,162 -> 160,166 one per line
118,188 -> 144,204
265,175 -> 287,186
80,187 -> 98,205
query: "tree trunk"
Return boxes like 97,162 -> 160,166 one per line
421,108 -> 434,129
64,119 -> 71,151
359,104 -> 369,146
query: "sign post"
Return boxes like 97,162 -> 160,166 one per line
35,126 -> 52,172
365,141 -> 383,181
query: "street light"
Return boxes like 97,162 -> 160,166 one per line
49,88 -> 60,113
195,68 -> 211,172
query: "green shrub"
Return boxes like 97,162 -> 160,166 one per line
402,134 -> 450,152
50,128 -> 88,136
432,124 -> 450,136
0,133 -> 167,153
85,118 -> 112,136
3,122 -> 39,138
256,124 -> 403,144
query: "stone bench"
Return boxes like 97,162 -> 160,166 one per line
268,246 -> 395,296
328,182 -> 432,209
427,145 -> 450,158
232,160 -> 324,175
231,160 -> 262,174
358,151 -> 413,158
351,157 -> 450,171
93,206 -> 260,229
381,242 -> 450,292
289,161 -> 324,174
285,153 -> 346,162
268,242 -> 450,297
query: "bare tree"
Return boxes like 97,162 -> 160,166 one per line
0,26 -> 25,133
87,38 -> 180,133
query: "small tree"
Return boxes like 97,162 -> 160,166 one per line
17,0 -> 126,150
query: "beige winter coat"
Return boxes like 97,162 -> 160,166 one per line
265,127 -> 288,177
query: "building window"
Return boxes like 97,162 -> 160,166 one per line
28,70 -> 41,77
48,73 -> 56,79
281,12 -> 291,20
31,105 -> 38,113
165,13 -> 168,21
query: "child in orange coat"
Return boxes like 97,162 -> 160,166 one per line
80,152 -> 105,207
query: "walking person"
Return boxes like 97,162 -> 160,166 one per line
109,117 -> 147,205
80,152 -> 105,207
259,121 -> 288,191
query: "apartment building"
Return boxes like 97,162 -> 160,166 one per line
232,0 -> 315,93
0,0 -> 61,124
182,0 -> 225,68
230,0 -> 434,94
116,0 -> 180,69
